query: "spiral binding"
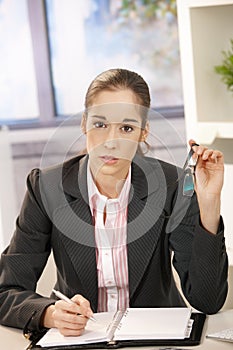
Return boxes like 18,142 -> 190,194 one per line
107,310 -> 125,341
117,309 -> 129,330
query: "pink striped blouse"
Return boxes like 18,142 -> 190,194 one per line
87,164 -> 130,312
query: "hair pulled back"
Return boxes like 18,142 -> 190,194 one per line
85,68 -> 151,109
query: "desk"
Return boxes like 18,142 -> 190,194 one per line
0,309 -> 232,349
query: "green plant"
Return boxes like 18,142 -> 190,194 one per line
214,39 -> 233,93
119,0 -> 177,21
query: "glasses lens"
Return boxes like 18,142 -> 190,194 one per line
183,170 -> 194,197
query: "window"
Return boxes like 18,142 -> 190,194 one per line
46,0 -> 183,115
0,0 -> 183,125
0,0 -> 39,121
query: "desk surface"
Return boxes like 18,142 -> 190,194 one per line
0,309 -> 232,349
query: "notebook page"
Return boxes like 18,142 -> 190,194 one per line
114,307 -> 192,340
37,312 -> 115,347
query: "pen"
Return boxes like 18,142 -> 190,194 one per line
159,348 -> 193,350
159,348 -> 192,350
52,289 -> 97,322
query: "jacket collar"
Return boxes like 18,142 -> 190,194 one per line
61,154 -> 89,200
61,154 -> 162,201
59,154 -> 166,302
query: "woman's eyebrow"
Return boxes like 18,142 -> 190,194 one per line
122,118 -> 140,124
89,115 -> 106,120
89,115 -> 139,124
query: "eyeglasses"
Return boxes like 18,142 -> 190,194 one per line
183,143 -> 199,197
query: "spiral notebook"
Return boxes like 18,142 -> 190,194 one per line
36,307 -> 192,348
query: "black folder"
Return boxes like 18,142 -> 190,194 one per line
28,312 -> 206,349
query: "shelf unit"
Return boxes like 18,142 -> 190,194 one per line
177,0 -> 233,254
177,0 -> 233,144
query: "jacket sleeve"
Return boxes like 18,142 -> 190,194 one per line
169,191 -> 228,314
0,169 -> 56,331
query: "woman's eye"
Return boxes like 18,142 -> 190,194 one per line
94,121 -> 107,128
121,125 -> 133,133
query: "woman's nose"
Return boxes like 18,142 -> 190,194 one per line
104,138 -> 117,149
103,125 -> 119,149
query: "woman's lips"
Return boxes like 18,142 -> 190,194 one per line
100,156 -> 119,164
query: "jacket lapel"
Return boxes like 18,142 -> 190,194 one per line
127,156 -> 167,300
52,154 -> 167,306
53,155 -> 98,307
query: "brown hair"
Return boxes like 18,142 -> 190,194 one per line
85,68 -> 151,109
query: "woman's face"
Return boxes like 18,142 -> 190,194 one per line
83,89 -> 148,181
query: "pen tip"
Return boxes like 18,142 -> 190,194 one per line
90,316 -> 97,322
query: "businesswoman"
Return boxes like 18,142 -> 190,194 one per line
0,68 -> 228,337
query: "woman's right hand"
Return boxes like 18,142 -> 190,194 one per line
42,294 -> 94,336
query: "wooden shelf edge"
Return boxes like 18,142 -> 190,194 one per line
185,0 -> 233,8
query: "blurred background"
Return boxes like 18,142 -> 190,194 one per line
0,0 -> 186,250
1,0 -> 232,310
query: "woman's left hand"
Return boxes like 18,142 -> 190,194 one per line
189,139 -> 224,197
189,139 -> 224,234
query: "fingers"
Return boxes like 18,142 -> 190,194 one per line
52,294 -> 93,336
53,303 -> 87,336
188,139 -> 224,164
71,294 -> 94,319
188,139 -> 198,148
200,149 -> 223,163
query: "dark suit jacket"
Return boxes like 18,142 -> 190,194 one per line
0,154 -> 228,331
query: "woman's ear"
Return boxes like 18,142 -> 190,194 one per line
81,113 -> 87,134
140,122 -> 149,142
